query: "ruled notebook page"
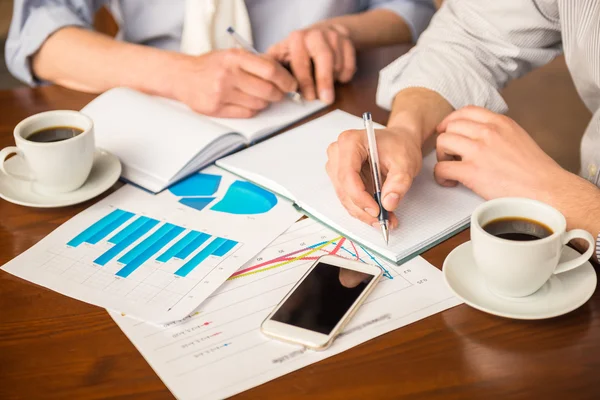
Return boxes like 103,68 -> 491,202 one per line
218,110 -> 483,262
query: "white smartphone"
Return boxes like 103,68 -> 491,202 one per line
260,254 -> 383,351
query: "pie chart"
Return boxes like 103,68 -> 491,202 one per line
169,173 -> 278,215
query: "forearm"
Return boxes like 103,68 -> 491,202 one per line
386,87 -> 454,145
32,26 -> 186,98
551,171 -> 600,253
314,9 -> 412,49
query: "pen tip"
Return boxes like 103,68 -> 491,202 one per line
289,92 -> 303,104
381,224 -> 389,245
362,112 -> 372,121
227,26 -> 234,34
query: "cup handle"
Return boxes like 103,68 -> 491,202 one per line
554,229 -> 595,274
0,147 -> 34,182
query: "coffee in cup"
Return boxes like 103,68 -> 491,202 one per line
471,197 -> 595,297
0,110 -> 95,194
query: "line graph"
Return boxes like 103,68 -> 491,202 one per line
229,234 -> 393,281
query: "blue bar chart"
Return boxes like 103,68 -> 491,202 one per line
67,209 -> 242,280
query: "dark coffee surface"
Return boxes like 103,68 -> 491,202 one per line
483,217 -> 553,241
27,126 -> 83,143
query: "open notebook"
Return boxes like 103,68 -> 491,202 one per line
81,87 -> 326,193
217,110 -> 484,263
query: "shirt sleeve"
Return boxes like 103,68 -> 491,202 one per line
5,0 -> 106,86
376,0 -> 563,113
367,0 -> 436,43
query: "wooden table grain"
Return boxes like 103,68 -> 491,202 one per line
1,45 -> 599,400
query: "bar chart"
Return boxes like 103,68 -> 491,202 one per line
67,208 -> 241,280
2,182 -> 300,322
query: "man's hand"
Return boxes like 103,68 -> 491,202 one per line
268,24 -> 356,104
326,127 -> 423,228
434,106 -> 570,203
173,49 -> 298,118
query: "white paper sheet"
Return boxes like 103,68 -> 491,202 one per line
1,167 -> 300,322
110,219 -> 461,399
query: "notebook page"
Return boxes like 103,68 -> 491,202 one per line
82,88 -> 236,190
218,110 -> 484,262
209,98 -> 326,142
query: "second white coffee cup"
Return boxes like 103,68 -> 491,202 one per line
0,110 -> 95,194
471,197 -> 595,297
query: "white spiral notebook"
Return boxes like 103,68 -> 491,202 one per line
217,110 -> 484,263
81,87 -> 326,193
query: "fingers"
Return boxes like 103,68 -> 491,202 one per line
227,89 -> 269,111
436,132 -> 478,161
304,29 -> 335,104
336,130 -> 379,211
324,29 -> 343,77
289,31 -> 316,101
380,169 -> 412,212
338,36 -> 356,83
233,68 -> 284,102
434,161 -> 472,188
442,119 -> 494,140
437,106 -> 502,133
233,50 -> 298,94
326,133 -> 377,226
327,132 -> 401,230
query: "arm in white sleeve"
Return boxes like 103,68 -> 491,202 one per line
376,0 -> 563,113
368,0 -> 436,42
5,0 -> 106,85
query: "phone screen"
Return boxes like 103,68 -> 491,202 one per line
271,262 -> 375,335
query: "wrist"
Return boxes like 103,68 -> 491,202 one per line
143,51 -> 193,101
386,111 -> 426,146
546,170 -> 600,235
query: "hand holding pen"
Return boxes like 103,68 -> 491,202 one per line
326,115 -> 424,237
227,27 -> 303,104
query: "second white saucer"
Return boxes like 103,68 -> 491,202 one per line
443,241 -> 597,320
0,148 -> 121,208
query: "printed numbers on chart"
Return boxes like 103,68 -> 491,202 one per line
416,278 -> 428,284
403,269 -> 411,274
300,242 -> 306,246
256,257 -> 263,262
278,249 -> 285,254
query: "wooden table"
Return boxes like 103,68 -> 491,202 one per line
1,45 -> 599,400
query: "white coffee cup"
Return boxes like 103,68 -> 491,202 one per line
471,197 -> 595,297
0,110 -> 95,194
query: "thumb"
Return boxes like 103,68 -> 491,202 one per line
380,169 -> 413,211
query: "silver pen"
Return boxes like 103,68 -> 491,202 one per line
226,26 -> 303,104
363,112 -> 390,245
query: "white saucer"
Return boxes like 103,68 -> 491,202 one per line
0,149 -> 121,208
443,241 -> 597,320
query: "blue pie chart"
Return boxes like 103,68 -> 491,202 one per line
169,173 -> 277,215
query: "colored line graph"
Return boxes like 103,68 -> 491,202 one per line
229,236 -> 392,280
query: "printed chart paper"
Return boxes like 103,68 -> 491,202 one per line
2,167 -> 300,322
111,219 -> 462,399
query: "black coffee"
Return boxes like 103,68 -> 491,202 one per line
27,126 -> 83,143
483,217 -> 553,241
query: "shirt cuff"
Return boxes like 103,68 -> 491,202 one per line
375,48 -> 509,113
5,5 -> 88,86
596,232 -> 600,264
372,1 -> 436,43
